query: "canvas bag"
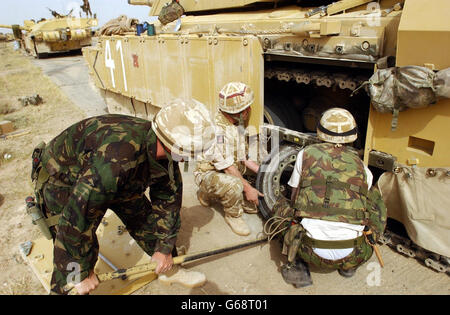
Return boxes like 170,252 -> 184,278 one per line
354,66 -> 450,130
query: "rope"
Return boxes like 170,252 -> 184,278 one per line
97,15 -> 139,36
263,215 -> 292,241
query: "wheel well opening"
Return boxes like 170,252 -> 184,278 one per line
263,60 -> 373,152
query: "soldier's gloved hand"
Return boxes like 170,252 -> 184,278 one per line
244,186 -> 264,206
151,252 -> 173,274
74,270 -> 99,295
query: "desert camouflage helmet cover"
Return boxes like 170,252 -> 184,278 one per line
152,99 -> 216,158
317,108 -> 358,144
218,82 -> 254,114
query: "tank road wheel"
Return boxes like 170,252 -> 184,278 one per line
263,99 -> 304,132
256,144 -> 302,219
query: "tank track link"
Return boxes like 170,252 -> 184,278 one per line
379,230 -> 450,274
264,68 -> 367,91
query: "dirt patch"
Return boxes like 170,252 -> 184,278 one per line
0,44 -> 85,294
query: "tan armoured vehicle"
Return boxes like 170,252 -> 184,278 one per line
82,0 -> 450,274
0,8 -> 97,58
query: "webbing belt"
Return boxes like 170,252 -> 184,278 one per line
34,160 -> 67,228
164,150 -> 177,193
301,179 -> 368,196
45,214 -> 62,227
302,234 -> 365,249
295,208 -> 370,221
297,178 -> 370,221
36,164 -> 72,189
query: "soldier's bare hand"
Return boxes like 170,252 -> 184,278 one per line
151,252 -> 173,274
244,160 -> 260,174
74,270 -> 99,295
244,186 -> 264,206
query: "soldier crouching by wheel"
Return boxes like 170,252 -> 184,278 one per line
26,99 -> 215,295
266,108 -> 387,287
194,82 -> 263,236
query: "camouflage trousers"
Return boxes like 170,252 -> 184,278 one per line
272,198 -> 373,271
37,181 -> 163,295
195,171 -> 247,217
296,240 -> 373,271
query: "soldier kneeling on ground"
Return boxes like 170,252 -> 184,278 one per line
26,99 -> 215,294
268,108 -> 387,287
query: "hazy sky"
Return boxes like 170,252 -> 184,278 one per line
0,0 -> 156,30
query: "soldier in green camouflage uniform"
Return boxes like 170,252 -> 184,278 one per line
29,100 -> 214,294
270,108 -> 386,288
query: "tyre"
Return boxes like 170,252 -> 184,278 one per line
256,144 -> 302,219
264,100 -> 303,132
264,105 -> 288,128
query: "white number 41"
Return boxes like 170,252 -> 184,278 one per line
105,39 -> 128,92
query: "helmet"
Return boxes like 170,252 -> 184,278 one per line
218,82 -> 254,114
317,108 -> 358,144
152,99 -> 216,159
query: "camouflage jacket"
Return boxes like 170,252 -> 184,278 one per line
293,143 -> 370,225
195,111 -> 248,176
41,114 -> 182,266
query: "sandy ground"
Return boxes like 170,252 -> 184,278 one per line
0,44 -> 448,295
31,52 -> 108,118
0,45 -> 86,295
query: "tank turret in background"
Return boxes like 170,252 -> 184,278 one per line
83,0 -> 450,274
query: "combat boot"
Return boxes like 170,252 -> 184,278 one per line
281,259 -> 313,288
224,215 -> 251,236
242,199 -> 258,214
196,190 -> 211,207
338,267 -> 357,278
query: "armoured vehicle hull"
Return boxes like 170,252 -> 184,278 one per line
82,0 -> 450,273
1,16 -> 97,58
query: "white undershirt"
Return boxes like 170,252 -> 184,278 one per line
288,149 -> 373,261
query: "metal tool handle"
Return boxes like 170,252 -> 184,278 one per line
363,229 -> 384,268
66,236 -> 268,294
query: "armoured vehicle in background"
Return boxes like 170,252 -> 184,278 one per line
0,8 -> 97,58
0,33 -> 8,42
82,0 -> 450,274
